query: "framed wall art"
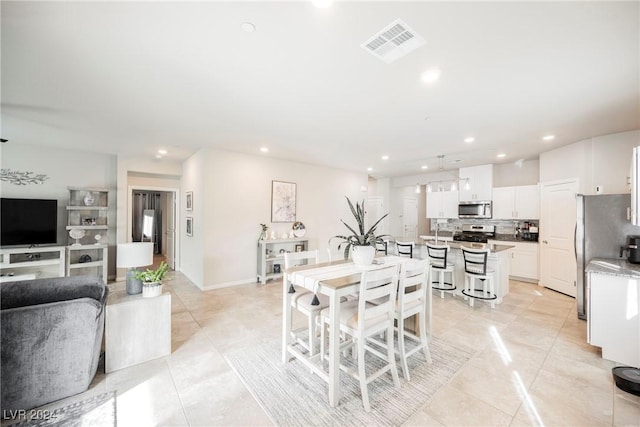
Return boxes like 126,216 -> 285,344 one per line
186,191 -> 193,211
271,180 -> 296,223
186,216 -> 193,236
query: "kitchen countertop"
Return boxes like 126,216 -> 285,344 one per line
586,258 -> 640,278
392,238 -> 514,253
418,232 -> 537,244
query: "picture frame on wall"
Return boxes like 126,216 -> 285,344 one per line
271,180 -> 296,223
295,244 -> 304,252
186,217 -> 193,236
186,191 -> 193,211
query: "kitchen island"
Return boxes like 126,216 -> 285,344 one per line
389,238 -> 514,303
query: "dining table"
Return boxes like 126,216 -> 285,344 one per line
281,255 -> 430,408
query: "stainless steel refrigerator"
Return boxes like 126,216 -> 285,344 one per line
576,193 -> 640,319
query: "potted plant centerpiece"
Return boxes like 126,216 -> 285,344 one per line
134,261 -> 169,298
330,197 -> 389,266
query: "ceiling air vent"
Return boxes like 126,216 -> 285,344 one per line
361,19 -> 426,64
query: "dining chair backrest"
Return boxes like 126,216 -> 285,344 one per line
375,241 -> 388,255
357,264 -> 400,329
426,244 -> 449,268
396,241 -> 414,258
461,247 -> 489,275
398,259 -> 429,312
284,249 -> 319,269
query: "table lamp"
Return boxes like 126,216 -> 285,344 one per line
117,242 -> 154,295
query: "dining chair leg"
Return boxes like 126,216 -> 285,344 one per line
309,313 -> 317,356
387,323 -> 401,387
357,335 -> 371,413
438,270 -> 445,299
397,317 -> 410,381
418,311 -> 432,363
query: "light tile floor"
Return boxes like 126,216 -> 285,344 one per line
26,272 -> 640,426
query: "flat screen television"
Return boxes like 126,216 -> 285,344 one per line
1,198 -> 58,246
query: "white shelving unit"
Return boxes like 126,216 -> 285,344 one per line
66,244 -> 108,283
0,246 -> 66,282
66,187 -> 109,281
257,238 -> 308,285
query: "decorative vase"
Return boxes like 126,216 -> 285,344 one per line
142,281 -> 163,298
351,245 -> 375,266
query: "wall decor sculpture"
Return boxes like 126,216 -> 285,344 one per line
271,180 -> 296,223
0,169 -> 50,185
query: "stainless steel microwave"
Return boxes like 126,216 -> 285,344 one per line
458,201 -> 492,219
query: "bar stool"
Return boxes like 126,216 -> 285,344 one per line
375,240 -> 388,255
461,247 -> 496,308
396,241 -> 414,258
426,243 -> 456,298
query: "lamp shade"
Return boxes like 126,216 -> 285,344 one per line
116,242 -> 153,268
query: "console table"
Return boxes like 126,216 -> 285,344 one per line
0,246 -> 66,282
105,291 -> 171,373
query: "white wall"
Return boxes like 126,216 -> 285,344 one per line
180,151 -> 205,288
1,143 -> 118,276
182,148 -> 368,289
540,130 -> 640,194
493,159 -> 540,187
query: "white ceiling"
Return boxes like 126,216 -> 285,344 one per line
2,1 -> 639,178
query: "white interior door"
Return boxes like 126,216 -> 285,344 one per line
366,196 -> 387,235
540,180 -> 578,297
165,192 -> 176,269
403,197 -> 418,240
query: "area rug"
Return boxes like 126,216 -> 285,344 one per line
13,392 -> 116,427
225,337 -> 474,426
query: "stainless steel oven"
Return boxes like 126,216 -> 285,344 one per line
458,201 -> 492,219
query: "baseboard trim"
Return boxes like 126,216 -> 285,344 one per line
202,277 -> 258,291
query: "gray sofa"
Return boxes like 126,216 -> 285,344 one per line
1,275 -> 108,413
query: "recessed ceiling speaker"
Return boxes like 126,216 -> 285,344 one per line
613,366 -> 640,396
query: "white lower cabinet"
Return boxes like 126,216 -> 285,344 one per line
489,240 -> 538,282
588,272 -> 639,366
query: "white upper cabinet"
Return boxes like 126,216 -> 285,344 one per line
492,184 -> 540,219
426,190 -> 459,219
459,164 -> 493,201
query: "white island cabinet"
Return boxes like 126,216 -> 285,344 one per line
587,258 -> 640,367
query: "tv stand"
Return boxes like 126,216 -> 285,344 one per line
0,246 -> 66,282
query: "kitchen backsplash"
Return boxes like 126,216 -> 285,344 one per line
430,218 -> 539,235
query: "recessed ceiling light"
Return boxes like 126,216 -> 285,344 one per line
367,167 -> 373,172
464,137 -> 475,143
421,68 -> 441,84
543,135 -> 555,141
497,153 -> 506,158
381,155 -> 389,160
241,22 -> 256,33
157,149 -> 168,155
421,165 -> 428,170
260,147 -> 269,153
312,0 -> 333,8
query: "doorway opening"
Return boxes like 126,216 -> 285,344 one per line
128,187 -> 178,271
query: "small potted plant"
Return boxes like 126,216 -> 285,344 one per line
134,261 -> 169,298
329,197 -> 389,265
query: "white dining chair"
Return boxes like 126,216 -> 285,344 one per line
395,259 -> 432,380
285,250 -> 327,355
319,264 -> 401,412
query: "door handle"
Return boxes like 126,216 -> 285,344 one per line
543,240 -> 548,244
